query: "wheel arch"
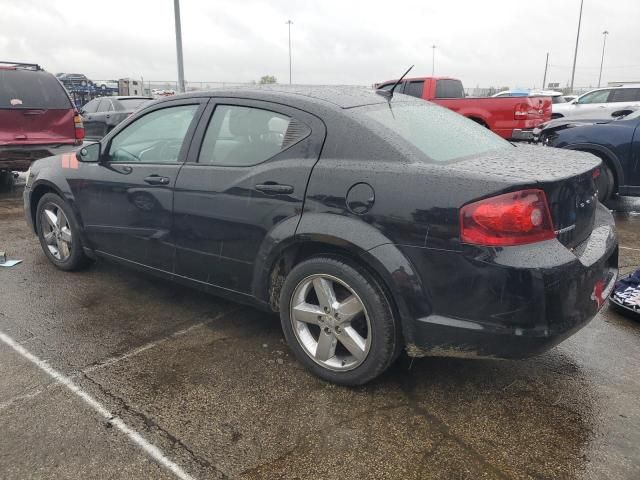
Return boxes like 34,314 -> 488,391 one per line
562,143 -> 624,189
29,180 -> 66,233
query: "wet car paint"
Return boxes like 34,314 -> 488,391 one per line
23,86 -> 617,360
1,189 -> 639,479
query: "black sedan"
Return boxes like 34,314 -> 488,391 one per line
535,109 -> 640,201
23,87 -> 618,385
80,96 -> 152,139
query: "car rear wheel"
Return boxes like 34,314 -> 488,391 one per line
596,163 -> 615,203
36,193 -> 90,271
279,256 -> 400,385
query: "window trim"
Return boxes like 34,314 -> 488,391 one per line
101,99 -> 206,165
184,98 -> 313,167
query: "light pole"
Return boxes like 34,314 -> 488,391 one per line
431,45 -> 436,76
286,20 -> 293,84
569,0 -> 584,93
598,30 -> 609,87
173,0 -> 185,93
542,52 -> 549,89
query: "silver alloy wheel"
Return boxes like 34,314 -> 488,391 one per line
40,203 -> 72,261
290,274 -> 371,371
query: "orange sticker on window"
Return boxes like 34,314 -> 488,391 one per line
61,154 -> 70,169
61,153 -> 79,169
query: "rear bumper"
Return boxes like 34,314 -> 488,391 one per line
510,129 -> 535,141
389,203 -> 618,359
0,143 -> 78,171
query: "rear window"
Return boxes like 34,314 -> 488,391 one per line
0,69 -> 71,109
435,79 -> 465,99
360,103 -> 510,163
118,98 -> 151,110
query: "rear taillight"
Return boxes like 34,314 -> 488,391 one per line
74,113 -> 85,140
460,189 -> 555,246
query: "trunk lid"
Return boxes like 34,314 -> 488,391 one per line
448,144 -> 600,248
0,68 -> 76,147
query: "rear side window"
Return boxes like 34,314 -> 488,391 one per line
198,105 -> 309,166
360,103 -> 510,163
82,98 -> 100,113
610,88 -> 640,102
435,79 -> 465,99
404,81 -> 424,98
0,70 -> 71,109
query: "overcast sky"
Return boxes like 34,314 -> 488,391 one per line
2,0 -> 639,89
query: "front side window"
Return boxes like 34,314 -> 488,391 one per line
578,90 -> 611,104
198,105 -> 297,166
360,103 -> 510,163
108,104 -> 198,163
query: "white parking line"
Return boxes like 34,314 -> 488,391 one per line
0,330 -> 195,480
620,246 -> 640,252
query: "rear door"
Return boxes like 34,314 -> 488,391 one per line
173,98 -> 326,293
83,98 -> 112,139
70,98 -> 206,271
0,68 -> 75,146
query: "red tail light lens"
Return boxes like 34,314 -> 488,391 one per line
74,113 -> 85,140
460,189 -> 555,246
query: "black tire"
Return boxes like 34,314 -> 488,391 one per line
36,193 -> 90,271
596,163 -> 615,204
0,170 -> 15,192
279,256 -> 400,386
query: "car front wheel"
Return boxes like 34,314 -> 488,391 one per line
279,256 -> 400,385
36,193 -> 90,271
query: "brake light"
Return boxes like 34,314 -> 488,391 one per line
73,113 -> 85,141
460,189 -> 555,246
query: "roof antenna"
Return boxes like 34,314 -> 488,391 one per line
376,65 -> 414,100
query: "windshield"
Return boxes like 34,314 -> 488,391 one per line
359,103 -> 511,162
0,69 -> 71,109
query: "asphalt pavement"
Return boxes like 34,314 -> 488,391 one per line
1,186 -> 639,480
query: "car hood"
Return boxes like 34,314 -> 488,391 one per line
534,117 -> 613,135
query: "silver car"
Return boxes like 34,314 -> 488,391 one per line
553,84 -> 640,118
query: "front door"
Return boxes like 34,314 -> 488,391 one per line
70,99 -> 205,271
173,98 -> 325,293
572,89 -> 613,117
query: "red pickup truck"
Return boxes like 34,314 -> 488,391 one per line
375,77 -> 552,141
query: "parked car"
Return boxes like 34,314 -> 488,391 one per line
537,108 -> 640,201
492,89 -> 530,97
93,80 -> 119,91
376,77 -> 552,140
81,96 -> 153,139
56,73 -> 91,89
552,84 -> 640,119
0,61 -> 84,188
23,86 -> 617,385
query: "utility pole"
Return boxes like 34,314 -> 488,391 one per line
598,30 -> 609,87
569,0 -> 584,93
286,20 -> 293,84
174,0 -> 185,93
542,52 -> 549,89
431,45 -> 436,76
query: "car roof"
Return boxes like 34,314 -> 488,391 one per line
111,96 -> 153,100
158,85 -> 405,109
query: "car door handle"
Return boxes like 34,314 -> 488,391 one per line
255,183 -> 294,194
144,175 -> 170,185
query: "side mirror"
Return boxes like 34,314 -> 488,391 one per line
78,142 -> 102,163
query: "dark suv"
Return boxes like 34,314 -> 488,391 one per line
0,62 -> 84,188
